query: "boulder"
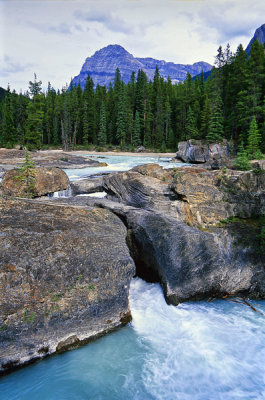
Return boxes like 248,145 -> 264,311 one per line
136,145 -> 146,153
103,165 -> 265,227
176,140 -> 231,168
70,177 -> 104,195
250,159 -> 265,170
103,165 -> 180,218
94,201 -> 265,305
1,167 -> 69,198
0,197 -> 135,373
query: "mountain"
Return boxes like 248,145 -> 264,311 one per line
71,44 -> 212,89
246,23 -> 265,54
0,87 -> 7,101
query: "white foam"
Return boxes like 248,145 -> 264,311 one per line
129,278 -> 265,400
76,191 -> 107,198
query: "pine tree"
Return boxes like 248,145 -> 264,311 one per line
83,75 -> 96,145
132,111 -> 141,147
98,101 -> 107,146
207,93 -> 224,143
116,83 -> 126,147
1,86 -> 16,147
167,128 -> 175,150
246,116 -> 262,159
25,95 -> 44,149
185,106 -> 199,140
25,75 -> 44,149
234,142 -> 251,170
60,90 -> 71,151
15,148 -> 36,198
200,95 -> 210,138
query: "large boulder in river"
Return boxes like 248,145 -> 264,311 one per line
70,177 -> 104,195
175,139 -> 231,168
1,167 -> 69,197
126,211 -> 265,305
94,201 -> 265,305
103,164 -> 265,227
0,197 -> 135,373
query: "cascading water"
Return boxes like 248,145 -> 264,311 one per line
48,186 -> 73,198
1,278 -> 264,400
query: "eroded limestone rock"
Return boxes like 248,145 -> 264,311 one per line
103,164 -> 265,227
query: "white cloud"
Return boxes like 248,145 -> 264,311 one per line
1,0 -> 265,92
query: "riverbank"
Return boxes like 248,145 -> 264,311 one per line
0,148 -> 177,174
67,150 -> 176,158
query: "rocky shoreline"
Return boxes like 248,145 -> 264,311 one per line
0,147 -> 264,374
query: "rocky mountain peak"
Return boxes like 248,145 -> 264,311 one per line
71,45 -> 212,89
246,23 -> 265,54
93,44 -> 132,59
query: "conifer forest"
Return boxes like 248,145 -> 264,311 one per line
0,40 -> 265,157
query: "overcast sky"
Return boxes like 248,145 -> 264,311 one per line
1,0 -> 265,92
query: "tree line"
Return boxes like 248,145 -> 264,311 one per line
0,39 -> 264,156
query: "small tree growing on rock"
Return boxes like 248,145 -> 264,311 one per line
233,142 -> 251,171
15,149 -> 36,198
246,116 -> 262,160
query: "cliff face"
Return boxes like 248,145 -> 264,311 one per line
246,23 -> 265,54
71,44 -> 212,89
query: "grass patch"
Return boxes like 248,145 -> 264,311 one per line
23,308 -> 35,323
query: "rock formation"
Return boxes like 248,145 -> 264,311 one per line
94,202 -> 264,305
1,155 -> 264,373
1,167 -> 69,197
0,198 -> 135,373
102,164 -> 265,227
175,139 -> 232,169
246,23 -> 265,54
70,177 -> 104,195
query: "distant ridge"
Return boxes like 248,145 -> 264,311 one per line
71,44 -> 212,89
246,23 -> 265,54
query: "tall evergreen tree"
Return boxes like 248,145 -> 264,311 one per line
207,92 -> 224,143
185,105 -> 199,140
132,111 -> 141,147
1,86 -> 16,147
116,83 -> 127,147
83,75 -> 96,145
200,94 -> 210,139
98,101 -> 107,146
246,116 -> 262,159
25,75 -> 44,149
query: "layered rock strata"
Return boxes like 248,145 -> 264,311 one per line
103,164 -> 265,227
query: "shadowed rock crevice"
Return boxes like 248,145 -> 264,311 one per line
126,228 -> 161,284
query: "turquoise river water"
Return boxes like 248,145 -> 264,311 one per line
1,279 -> 265,400
64,154 -> 187,180
1,155 -> 264,399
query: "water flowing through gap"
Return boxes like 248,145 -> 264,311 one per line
1,278 -> 264,400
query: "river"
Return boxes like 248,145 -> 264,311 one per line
1,154 -> 264,399
1,278 -> 264,400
